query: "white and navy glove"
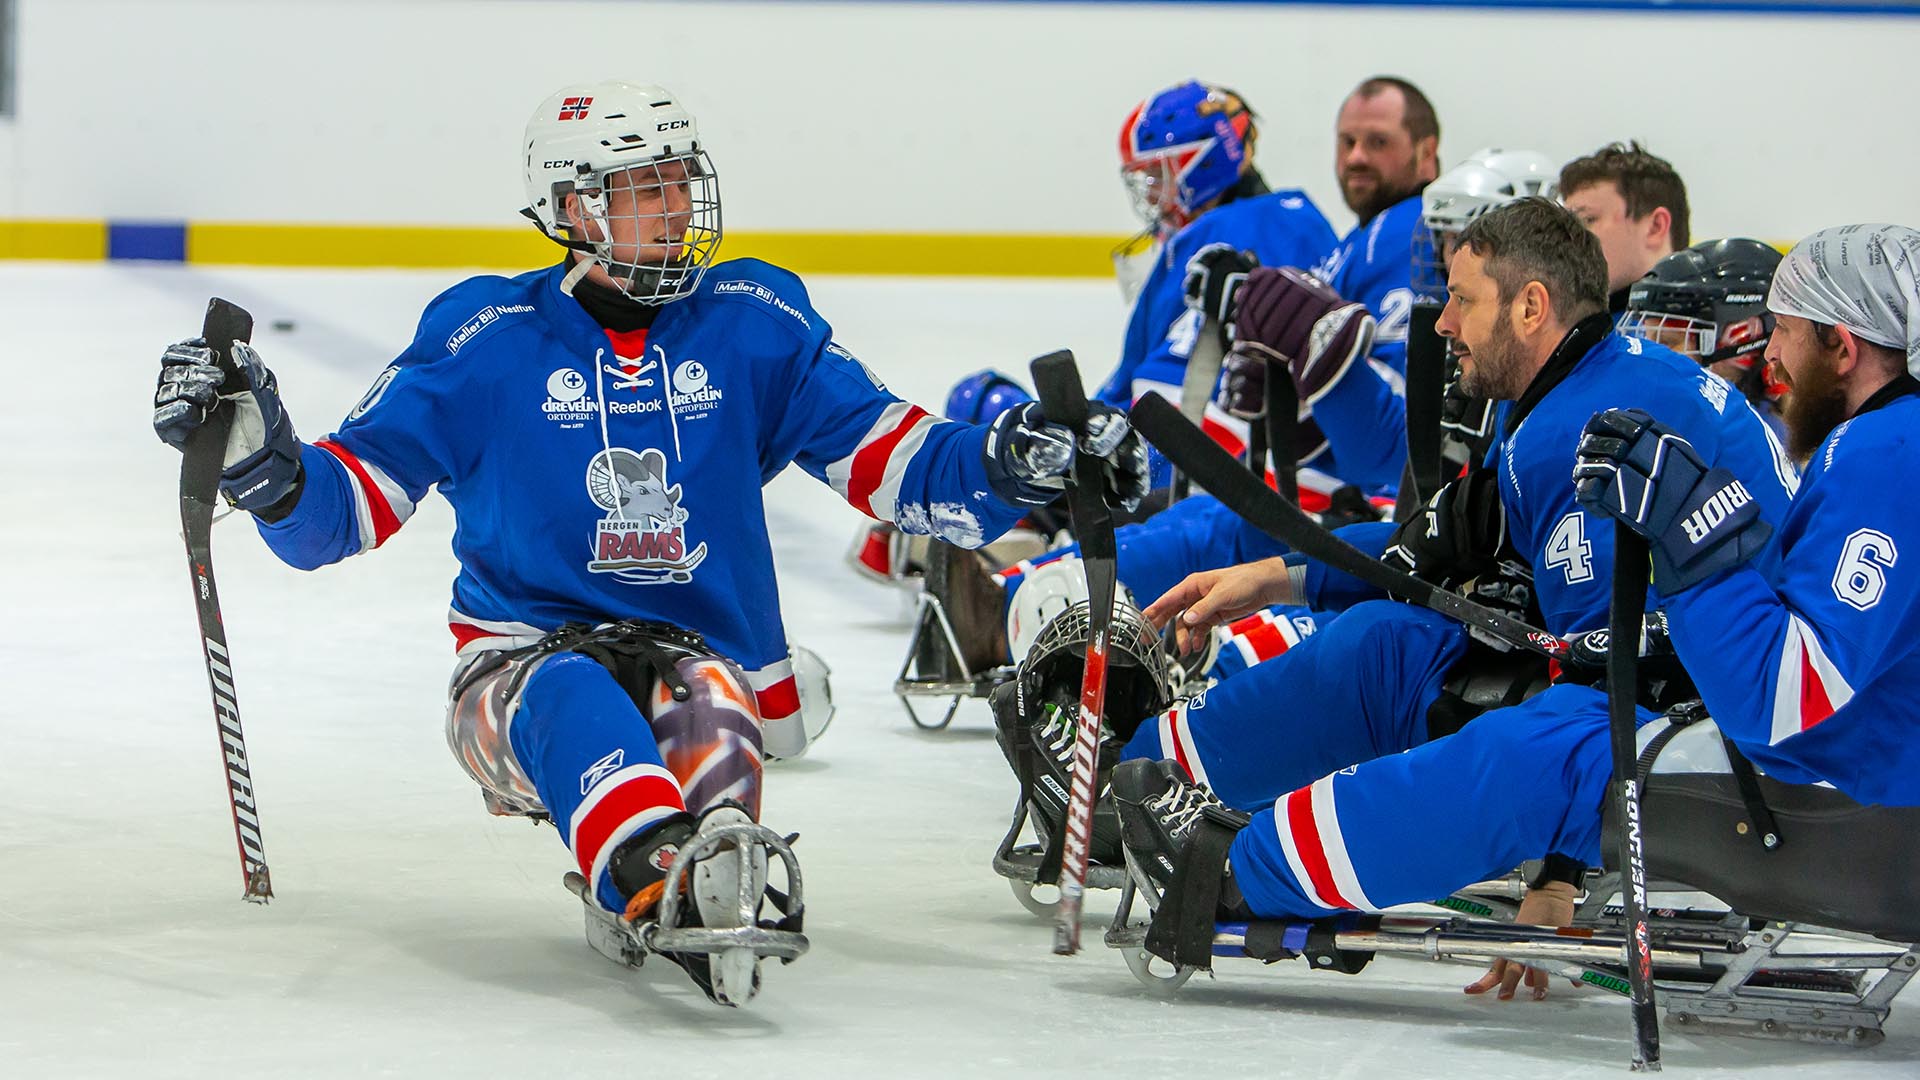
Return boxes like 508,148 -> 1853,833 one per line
984,401 -> 1149,512
1182,243 -> 1258,328
154,338 -> 304,518
1573,408 -> 1771,595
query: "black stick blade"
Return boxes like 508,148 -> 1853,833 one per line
1030,350 -> 1087,430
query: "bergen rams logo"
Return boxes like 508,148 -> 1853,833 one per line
585,447 -> 708,584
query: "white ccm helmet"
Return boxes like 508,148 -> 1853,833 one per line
522,82 -> 723,304
1421,147 -> 1559,236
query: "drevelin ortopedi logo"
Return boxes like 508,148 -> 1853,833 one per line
543,367 -> 599,424
670,359 -> 723,416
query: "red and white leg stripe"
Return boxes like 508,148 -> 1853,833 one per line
569,763 -> 687,888
1273,774 -> 1377,912
1770,615 -> 1855,745
826,402 -> 942,521
1224,610 -> 1304,668
1155,701 -> 1210,786
745,659 -> 795,726
447,607 -> 546,656
314,439 -> 416,553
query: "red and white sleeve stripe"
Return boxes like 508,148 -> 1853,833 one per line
1221,610 -> 1306,668
1769,615 -> 1856,745
315,439 -> 417,554
1273,774 -> 1378,913
1156,699 -> 1210,787
826,402 -> 943,522
569,762 -> 687,889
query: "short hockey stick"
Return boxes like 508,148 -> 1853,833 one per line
1606,527 -> 1661,1070
1031,349 -> 1116,956
179,297 -> 273,903
1128,393 -> 1568,663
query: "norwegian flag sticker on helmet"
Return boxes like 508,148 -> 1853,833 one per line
558,97 -> 593,121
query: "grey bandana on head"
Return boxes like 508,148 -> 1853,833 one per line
1767,224 -> 1920,373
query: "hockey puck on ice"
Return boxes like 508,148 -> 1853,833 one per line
270,319 -> 297,332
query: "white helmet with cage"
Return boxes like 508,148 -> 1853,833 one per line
1422,148 -> 1559,236
522,82 -> 723,304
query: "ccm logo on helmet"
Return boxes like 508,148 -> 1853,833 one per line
657,119 -> 690,132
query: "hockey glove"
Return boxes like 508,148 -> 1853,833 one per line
1182,243 -> 1258,329
1215,339 -> 1272,421
1381,467 -> 1507,588
154,338 -> 303,518
1573,408 -> 1772,595
984,401 -> 1148,512
1232,266 -> 1377,405
1438,356 -> 1498,449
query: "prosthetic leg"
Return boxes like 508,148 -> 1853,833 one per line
477,621 -> 808,1007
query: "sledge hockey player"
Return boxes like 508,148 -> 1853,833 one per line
1112,223 -> 1920,1001
149,80 -> 1145,1006
985,147 -> 1560,690
847,79 -> 1334,588
1559,142 -> 1689,318
995,197 -> 1794,909
1618,238 -> 1788,420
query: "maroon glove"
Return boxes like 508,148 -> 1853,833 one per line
1230,266 -> 1377,404
1216,341 -> 1269,420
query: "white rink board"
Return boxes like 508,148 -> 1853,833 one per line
1,263 -> 1915,1078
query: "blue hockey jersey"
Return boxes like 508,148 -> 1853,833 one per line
1664,379 -> 1920,805
1094,191 -> 1350,485
1304,323 -> 1799,637
255,259 -> 1025,709
1300,193 -> 1423,487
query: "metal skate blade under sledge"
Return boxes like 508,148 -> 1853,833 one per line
991,793 -> 1127,919
561,822 -> 808,1007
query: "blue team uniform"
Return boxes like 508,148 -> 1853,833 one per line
1006,196 -> 1413,630
1120,323 -> 1799,810
1304,193 -> 1423,487
1226,378 -> 1920,922
256,258 -> 1025,908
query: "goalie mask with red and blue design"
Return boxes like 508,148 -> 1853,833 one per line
1118,80 -> 1254,235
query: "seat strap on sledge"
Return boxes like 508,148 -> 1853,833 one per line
1145,807 -> 1244,970
1721,738 -> 1784,851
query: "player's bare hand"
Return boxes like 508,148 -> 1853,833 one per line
1142,559 -> 1294,656
1463,880 -> 1580,1001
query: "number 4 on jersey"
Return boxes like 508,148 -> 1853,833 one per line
1545,512 -> 1596,584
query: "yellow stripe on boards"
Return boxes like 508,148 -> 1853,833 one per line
179,224 -> 1129,277
0,220 -> 106,259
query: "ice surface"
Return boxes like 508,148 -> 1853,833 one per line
1,263 -> 1913,1077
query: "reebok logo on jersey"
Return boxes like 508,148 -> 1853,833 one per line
580,748 -> 626,795
1679,480 -> 1753,545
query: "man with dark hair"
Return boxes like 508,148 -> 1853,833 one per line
1101,198 -> 1796,998
1336,76 -> 1441,224
1559,141 -> 1690,313
1108,224 -> 1919,1007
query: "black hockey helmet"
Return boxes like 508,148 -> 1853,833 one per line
1016,598 -> 1173,745
1622,239 -> 1782,399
